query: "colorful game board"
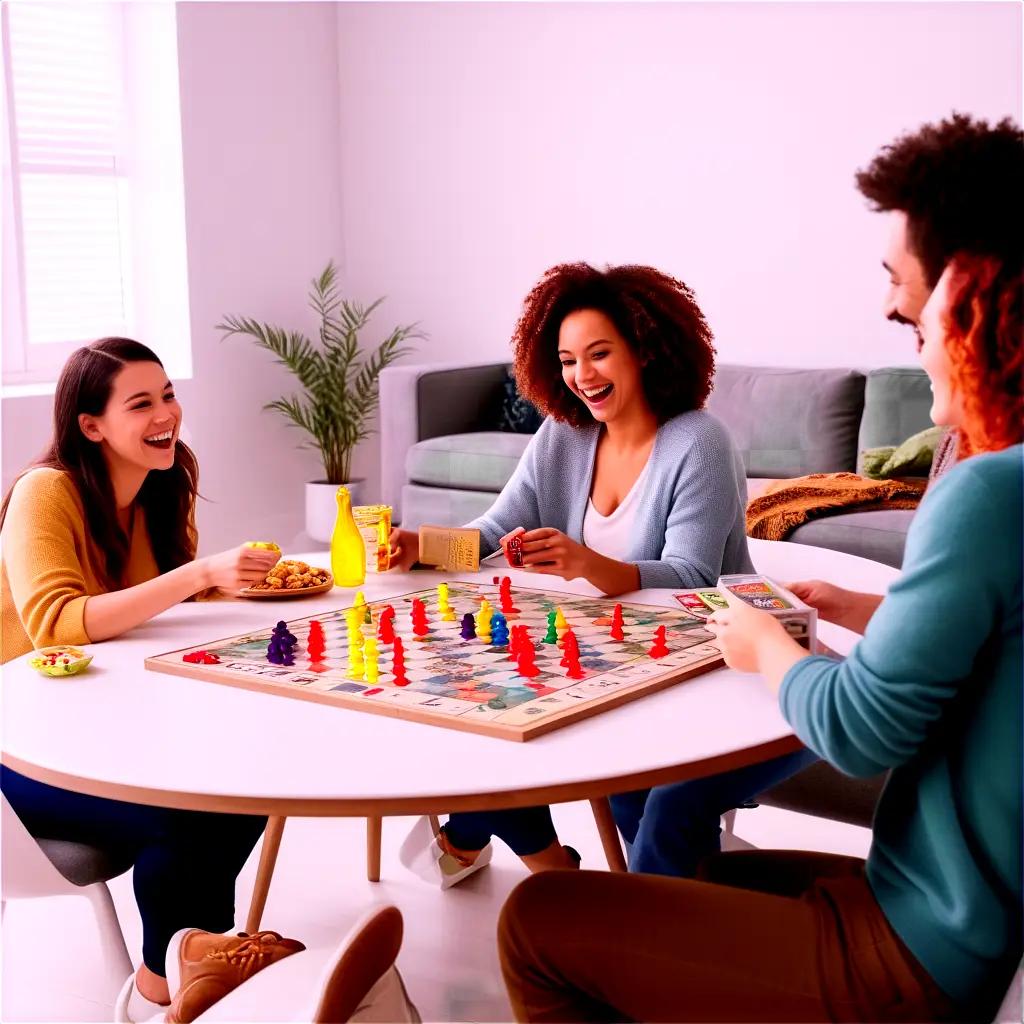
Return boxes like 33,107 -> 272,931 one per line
145,581 -> 727,741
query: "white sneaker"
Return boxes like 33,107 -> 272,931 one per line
113,973 -> 165,1023
397,815 -> 493,890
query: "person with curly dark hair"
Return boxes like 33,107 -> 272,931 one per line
392,262 -> 757,886
392,262 -> 752,594
497,116 -> 1022,1023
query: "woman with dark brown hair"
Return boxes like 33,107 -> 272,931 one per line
0,338 -> 279,1012
393,263 -> 770,887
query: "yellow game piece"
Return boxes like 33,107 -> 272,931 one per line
363,637 -> 379,683
346,610 -> 365,679
438,582 -> 449,606
554,606 -> 569,634
441,605 -> 457,622
475,607 -> 492,644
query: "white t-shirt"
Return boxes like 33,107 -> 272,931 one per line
582,461 -> 650,562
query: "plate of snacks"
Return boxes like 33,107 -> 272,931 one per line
241,558 -> 334,598
29,645 -> 93,677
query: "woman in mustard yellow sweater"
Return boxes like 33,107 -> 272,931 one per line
0,338 -> 278,1011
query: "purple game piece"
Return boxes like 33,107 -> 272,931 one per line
460,612 -> 476,641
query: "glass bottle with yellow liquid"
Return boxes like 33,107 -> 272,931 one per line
330,486 -> 366,587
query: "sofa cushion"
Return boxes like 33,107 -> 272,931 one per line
708,366 -> 865,477
788,509 -> 916,568
857,367 -> 934,458
400,483 -> 498,530
406,432 -> 532,493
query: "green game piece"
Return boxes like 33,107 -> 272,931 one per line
543,610 -> 559,644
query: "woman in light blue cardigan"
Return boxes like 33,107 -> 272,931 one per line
393,263 -> 807,882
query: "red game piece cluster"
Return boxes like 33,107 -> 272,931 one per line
183,650 -> 220,665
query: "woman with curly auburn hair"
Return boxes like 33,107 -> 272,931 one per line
393,261 -> 753,594
393,262 -> 782,888
498,253 -> 1022,1021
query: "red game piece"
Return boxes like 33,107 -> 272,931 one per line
516,642 -> 541,678
378,607 -> 396,645
307,620 -> 326,661
565,657 -> 585,679
391,637 -> 409,686
183,650 -> 220,665
507,624 -> 523,661
648,625 -> 670,659
559,629 -> 579,667
411,598 -> 429,638
499,575 -> 519,614
610,603 -> 625,641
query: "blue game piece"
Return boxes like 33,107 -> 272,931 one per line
460,612 -> 476,641
491,612 -> 509,647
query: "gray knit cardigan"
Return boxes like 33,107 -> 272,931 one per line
467,410 -> 755,590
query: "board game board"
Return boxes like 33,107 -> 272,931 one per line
145,581 -> 727,741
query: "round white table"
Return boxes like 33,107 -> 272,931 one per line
2,541 -> 898,926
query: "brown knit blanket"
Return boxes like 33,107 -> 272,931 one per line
746,472 -> 928,542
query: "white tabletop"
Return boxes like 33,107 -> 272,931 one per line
1,541 -> 898,816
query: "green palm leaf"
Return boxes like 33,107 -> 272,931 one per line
218,261 -> 422,484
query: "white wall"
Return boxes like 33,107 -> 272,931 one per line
3,2 -> 349,553
333,3 -> 1022,354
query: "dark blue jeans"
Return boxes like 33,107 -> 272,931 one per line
444,806 -> 557,857
1,766 -> 267,975
610,748 -> 819,877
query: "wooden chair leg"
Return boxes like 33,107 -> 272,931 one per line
590,797 -> 627,872
247,816 -> 286,933
427,814 -> 440,836
366,816 -> 383,882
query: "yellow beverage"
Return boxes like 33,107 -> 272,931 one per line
353,504 -> 393,573
331,486 -> 366,587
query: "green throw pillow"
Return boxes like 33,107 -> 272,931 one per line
861,425 -> 944,479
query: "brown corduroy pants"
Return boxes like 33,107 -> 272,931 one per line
498,851 -> 960,1023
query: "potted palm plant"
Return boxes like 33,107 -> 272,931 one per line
218,262 -> 422,542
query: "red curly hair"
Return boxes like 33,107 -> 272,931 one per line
943,255 -> 1023,457
511,263 -> 716,426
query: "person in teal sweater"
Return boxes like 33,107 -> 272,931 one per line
496,138 -> 1022,1021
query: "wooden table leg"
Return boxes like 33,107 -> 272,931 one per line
589,797 -> 627,872
366,816 -> 382,882
247,815 -> 286,933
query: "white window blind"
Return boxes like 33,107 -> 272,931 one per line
3,1 -> 131,376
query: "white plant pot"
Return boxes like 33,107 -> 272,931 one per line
305,479 -> 365,544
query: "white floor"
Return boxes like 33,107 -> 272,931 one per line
1,801 -> 870,1023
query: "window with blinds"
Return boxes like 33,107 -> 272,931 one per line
2,1 -> 189,389
3,3 -> 130,371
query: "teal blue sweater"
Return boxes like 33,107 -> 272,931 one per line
780,445 -> 1022,1013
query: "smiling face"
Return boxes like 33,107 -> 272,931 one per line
77,361 -> 182,477
882,211 -> 934,350
916,266 -> 965,429
557,309 -> 648,424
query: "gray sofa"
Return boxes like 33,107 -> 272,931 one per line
380,362 -> 934,568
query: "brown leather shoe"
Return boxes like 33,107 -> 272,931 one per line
165,929 -> 305,1023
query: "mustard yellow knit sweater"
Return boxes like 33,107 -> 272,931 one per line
1,468 -> 159,663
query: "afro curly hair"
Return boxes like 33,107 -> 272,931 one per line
511,263 -> 715,427
855,113 -> 1023,288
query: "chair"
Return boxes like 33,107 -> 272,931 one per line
117,904 -> 416,1023
1,793 -> 134,1004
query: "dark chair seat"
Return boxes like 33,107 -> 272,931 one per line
36,838 -> 133,887
756,761 -> 885,829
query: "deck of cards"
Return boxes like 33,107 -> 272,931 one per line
674,574 -> 817,648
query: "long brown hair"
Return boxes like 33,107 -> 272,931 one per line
0,338 -> 200,589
